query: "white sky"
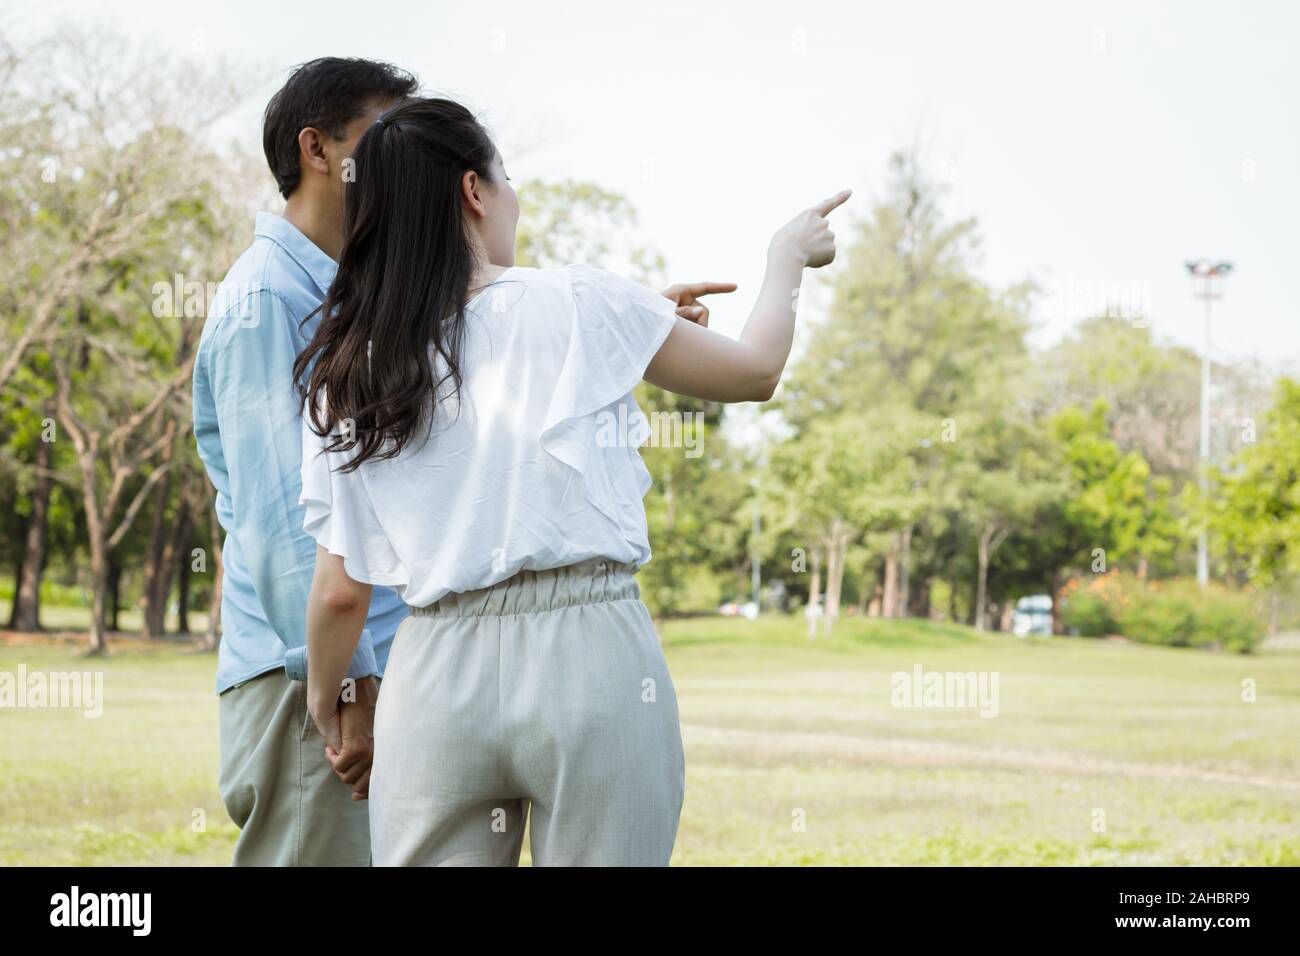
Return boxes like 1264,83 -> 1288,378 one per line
29,0 -> 1300,369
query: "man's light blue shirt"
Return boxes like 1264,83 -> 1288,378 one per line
193,212 -> 410,694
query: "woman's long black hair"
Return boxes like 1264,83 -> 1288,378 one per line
293,97 -> 498,473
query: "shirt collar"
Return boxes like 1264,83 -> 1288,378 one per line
254,212 -> 337,296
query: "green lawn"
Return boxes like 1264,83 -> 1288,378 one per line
2,616 -> 1298,865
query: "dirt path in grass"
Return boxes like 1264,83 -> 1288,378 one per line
682,724 -> 1300,792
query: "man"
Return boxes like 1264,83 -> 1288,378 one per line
194,56 -> 733,866
194,57 -> 419,866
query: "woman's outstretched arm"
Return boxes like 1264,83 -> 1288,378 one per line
645,189 -> 850,403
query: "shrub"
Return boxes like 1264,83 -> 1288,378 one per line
1061,590 -> 1116,636
1061,572 -> 1266,653
1113,587 -> 1197,647
1188,589 -> 1266,654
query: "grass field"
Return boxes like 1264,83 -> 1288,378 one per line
2,615 -> 1298,866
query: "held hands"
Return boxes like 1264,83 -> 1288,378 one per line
309,675 -> 379,801
769,189 -> 852,269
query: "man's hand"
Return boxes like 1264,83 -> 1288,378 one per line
328,676 -> 379,801
660,281 -> 738,328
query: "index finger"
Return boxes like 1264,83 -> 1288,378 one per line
812,189 -> 852,217
681,281 -> 738,297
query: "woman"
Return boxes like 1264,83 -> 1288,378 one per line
297,97 -> 847,866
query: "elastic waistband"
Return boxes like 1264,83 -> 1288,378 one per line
411,559 -> 640,618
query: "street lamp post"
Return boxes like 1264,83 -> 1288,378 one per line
1184,259 -> 1233,588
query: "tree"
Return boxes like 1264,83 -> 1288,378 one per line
953,410 -> 1064,631
0,27 -> 248,390
638,390 -> 749,618
779,149 -> 1034,624
767,408 -> 933,635
1049,402 -> 1176,578
1208,378 -> 1300,587
515,179 -> 664,279
782,150 -> 1031,429
0,387 -> 77,632
0,24 -> 255,649
1032,316 -> 1269,488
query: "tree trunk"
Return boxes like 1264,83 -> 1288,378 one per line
898,523 -> 913,616
107,558 -> 121,632
881,532 -> 901,618
87,540 -> 108,654
9,429 -> 53,632
9,552 -> 22,614
837,532 -> 850,616
142,433 -> 176,639
975,524 -> 1010,632
823,524 -> 846,637
173,498 -> 193,636
907,574 -> 931,618
975,531 -> 991,631
867,585 -> 882,617
177,557 -> 191,635
74,437 -> 109,655
202,488 -> 223,652
807,546 -> 822,640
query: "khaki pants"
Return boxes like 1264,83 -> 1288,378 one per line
218,669 -> 371,866
370,560 -> 685,866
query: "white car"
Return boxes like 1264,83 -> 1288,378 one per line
1012,594 -> 1053,637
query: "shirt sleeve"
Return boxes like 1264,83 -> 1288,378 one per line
298,395 -> 408,590
534,265 -> 679,531
550,264 -> 679,422
205,290 -> 377,680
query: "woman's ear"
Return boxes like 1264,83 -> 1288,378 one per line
461,169 -> 485,218
297,127 -> 331,179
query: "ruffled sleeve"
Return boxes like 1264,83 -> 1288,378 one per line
539,265 -> 679,531
546,264 -> 678,425
298,399 -> 408,589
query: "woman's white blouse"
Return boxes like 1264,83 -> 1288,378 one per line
298,264 -> 679,608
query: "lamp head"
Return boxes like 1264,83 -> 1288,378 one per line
1186,259 -> 1233,277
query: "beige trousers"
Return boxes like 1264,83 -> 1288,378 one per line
370,560 -> 685,866
218,669 -> 371,866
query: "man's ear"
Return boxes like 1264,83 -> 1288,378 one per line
461,169 -> 485,218
297,127 -> 331,180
